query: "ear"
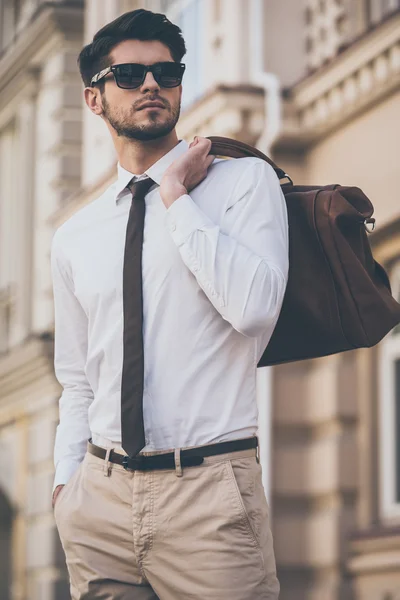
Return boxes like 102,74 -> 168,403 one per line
84,87 -> 104,116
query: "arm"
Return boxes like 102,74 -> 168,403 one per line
50,231 -> 93,495
164,160 -> 289,337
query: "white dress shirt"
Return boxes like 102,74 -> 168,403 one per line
51,138 -> 289,493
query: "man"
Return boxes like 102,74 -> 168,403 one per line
51,7 -> 288,600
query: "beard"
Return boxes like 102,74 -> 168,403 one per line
101,94 -> 181,141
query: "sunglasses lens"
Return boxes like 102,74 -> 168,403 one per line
115,63 -> 183,88
115,64 -> 146,89
156,63 -> 182,87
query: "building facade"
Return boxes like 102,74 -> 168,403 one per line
0,1 -> 399,599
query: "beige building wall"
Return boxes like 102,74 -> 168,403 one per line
306,90 -> 400,226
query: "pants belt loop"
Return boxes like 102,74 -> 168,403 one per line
174,447 -> 183,477
103,447 -> 112,477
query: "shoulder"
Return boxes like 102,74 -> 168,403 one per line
52,183 -> 115,250
210,155 -> 276,187
208,156 -> 277,210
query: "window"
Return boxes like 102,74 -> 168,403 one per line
162,0 -> 205,110
379,262 -> 400,518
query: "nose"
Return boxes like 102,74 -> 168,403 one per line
140,70 -> 160,92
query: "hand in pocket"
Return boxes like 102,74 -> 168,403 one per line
52,484 -> 65,509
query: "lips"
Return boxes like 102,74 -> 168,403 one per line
138,102 -> 165,110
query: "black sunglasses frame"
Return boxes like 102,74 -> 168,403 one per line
90,62 -> 186,89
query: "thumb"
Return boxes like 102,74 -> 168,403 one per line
189,136 -> 200,148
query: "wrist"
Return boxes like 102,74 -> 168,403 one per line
160,179 -> 187,208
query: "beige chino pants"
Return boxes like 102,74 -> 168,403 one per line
54,439 -> 280,599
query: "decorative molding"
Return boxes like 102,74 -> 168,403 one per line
304,0 -> 348,71
0,2 -> 84,98
279,11 -> 400,148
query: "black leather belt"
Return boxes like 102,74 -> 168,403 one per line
87,436 -> 258,471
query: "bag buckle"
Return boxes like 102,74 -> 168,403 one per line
364,217 -> 375,233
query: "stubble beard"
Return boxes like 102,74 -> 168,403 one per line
102,94 -> 181,141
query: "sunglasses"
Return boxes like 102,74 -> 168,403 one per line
90,62 -> 186,89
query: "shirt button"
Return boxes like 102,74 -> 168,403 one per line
171,222 -> 176,231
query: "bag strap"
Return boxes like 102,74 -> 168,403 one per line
206,135 -> 293,184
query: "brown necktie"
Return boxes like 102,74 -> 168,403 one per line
121,176 -> 155,458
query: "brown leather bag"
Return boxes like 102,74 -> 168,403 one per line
207,136 -> 400,367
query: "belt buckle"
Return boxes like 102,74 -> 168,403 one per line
122,455 -> 145,471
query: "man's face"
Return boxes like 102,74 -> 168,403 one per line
99,39 -> 182,141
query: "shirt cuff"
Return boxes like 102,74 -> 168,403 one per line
52,458 -> 82,495
165,194 -> 215,246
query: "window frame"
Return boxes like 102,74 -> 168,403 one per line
379,261 -> 400,520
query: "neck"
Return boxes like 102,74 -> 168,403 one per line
115,130 -> 179,175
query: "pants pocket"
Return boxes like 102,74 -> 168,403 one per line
53,459 -> 84,521
224,458 -> 263,550
225,456 -> 272,554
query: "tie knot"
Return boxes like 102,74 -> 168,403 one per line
128,177 -> 155,201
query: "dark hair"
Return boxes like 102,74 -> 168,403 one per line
77,8 -> 187,89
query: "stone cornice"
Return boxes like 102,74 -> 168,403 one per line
0,2 -> 83,99
278,12 -> 400,148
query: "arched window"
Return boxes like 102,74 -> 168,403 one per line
379,261 -> 400,519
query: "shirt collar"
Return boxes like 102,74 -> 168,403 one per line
114,138 -> 189,203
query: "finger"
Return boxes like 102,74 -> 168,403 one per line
206,154 -> 215,167
195,136 -> 211,149
189,135 -> 202,147
200,136 -> 212,149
